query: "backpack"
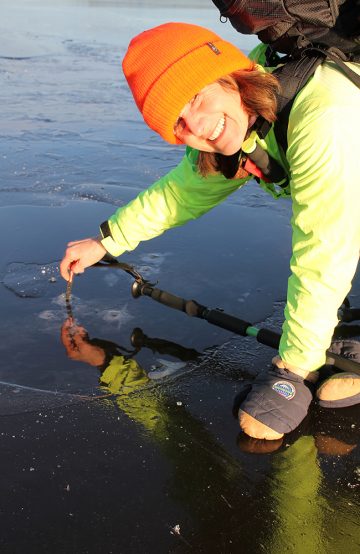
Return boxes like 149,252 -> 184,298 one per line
212,0 -> 360,58
212,0 -> 360,183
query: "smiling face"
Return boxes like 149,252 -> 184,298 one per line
173,81 -> 255,155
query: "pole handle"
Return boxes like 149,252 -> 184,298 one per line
132,282 -> 204,317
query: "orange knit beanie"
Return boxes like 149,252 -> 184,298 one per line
122,22 -> 253,144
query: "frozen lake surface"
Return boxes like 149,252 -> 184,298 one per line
0,1 -> 359,553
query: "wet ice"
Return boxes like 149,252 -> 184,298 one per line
1,261 -> 60,298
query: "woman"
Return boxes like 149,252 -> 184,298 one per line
60,22 -> 360,440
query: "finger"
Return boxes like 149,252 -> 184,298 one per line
59,258 -> 79,281
60,249 -> 78,280
71,261 -> 84,275
61,318 -> 73,332
60,326 -> 73,347
60,257 -> 72,281
62,317 -> 76,331
69,259 -> 80,278
60,254 -> 81,280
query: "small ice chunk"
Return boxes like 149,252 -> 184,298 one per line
170,524 -> 181,536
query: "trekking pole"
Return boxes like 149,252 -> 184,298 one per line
95,256 -> 360,376
130,280 -> 360,376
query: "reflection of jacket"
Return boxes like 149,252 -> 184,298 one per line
102,51 -> 360,372
100,356 -> 163,432
101,356 -> 148,395
266,435 -> 358,553
268,436 -> 322,553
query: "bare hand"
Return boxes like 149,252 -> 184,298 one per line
60,236 -> 107,281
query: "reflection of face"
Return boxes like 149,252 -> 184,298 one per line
173,82 -> 254,155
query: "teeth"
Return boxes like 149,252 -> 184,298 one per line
209,115 -> 225,141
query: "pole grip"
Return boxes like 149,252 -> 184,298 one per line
256,328 -> 281,349
140,284 -> 203,317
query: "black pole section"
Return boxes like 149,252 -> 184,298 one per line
256,328 -> 281,350
132,282 -> 206,317
202,308 -> 253,337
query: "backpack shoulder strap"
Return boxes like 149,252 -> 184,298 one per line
311,46 -> 360,86
272,53 -> 323,151
271,46 -> 360,151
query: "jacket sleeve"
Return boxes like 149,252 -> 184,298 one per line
279,65 -> 360,371
101,148 -> 248,256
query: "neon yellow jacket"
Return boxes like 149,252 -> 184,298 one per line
101,55 -> 360,372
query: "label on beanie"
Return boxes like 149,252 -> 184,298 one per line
272,381 -> 296,400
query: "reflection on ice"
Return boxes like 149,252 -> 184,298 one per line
38,310 -> 60,321
38,293 -> 133,332
99,306 -> 133,328
148,359 -> 187,380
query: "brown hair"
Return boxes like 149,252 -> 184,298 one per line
197,68 -> 280,178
